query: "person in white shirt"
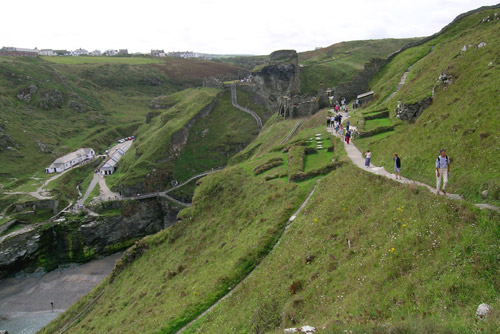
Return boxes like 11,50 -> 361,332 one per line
436,149 -> 450,195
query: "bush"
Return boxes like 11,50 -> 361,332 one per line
288,146 -> 306,180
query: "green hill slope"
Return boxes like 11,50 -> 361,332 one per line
0,56 -> 245,201
298,38 -> 421,94
354,5 -> 500,206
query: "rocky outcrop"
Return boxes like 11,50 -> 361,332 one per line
0,124 -> 17,153
39,89 -> 64,110
395,97 -> 432,121
67,94 -> 90,113
17,84 -> 38,102
252,50 -> 302,116
0,197 -> 180,278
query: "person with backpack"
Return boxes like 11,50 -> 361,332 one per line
394,153 -> 401,179
345,129 -> 351,144
436,148 -> 450,195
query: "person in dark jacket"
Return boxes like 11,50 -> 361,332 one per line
394,153 -> 401,180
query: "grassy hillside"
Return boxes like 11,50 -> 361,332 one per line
354,6 -> 500,206
40,113 -> 500,333
298,38 -> 421,94
0,56 -> 245,203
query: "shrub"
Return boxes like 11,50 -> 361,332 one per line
253,158 -> 284,175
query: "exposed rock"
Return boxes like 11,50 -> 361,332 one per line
476,42 -> 487,49
140,77 -> 163,86
0,124 -> 17,152
481,190 -> 489,199
395,97 -> 432,121
39,89 -> 64,110
0,197 -> 180,278
284,326 -> 316,333
438,72 -> 453,86
35,140 -> 53,154
16,84 -> 38,102
476,303 -> 492,319
67,94 -> 90,113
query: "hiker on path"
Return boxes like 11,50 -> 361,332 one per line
346,120 -> 350,132
345,129 -> 351,144
436,149 -> 450,195
339,126 -> 344,139
394,153 -> 401,179
365,150 -> 371,167
327,115 -> 331,128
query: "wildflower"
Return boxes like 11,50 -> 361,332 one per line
314,219 -> 318,223
402,224 -> 407,228
389,247 -> 395,253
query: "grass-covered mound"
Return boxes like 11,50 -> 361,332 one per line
354,6 -> 500,206
183,165 -> 500,334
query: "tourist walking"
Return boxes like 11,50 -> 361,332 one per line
436,149 -> 450,195
345,129 -> 351,144
365,150 -> 371,167
327,115 -> 331,128
346,120 -> 350,132
339,126 -> 344,140
394,153 -> 401,179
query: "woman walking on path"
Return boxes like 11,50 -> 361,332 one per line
394,153 -> 401,179
436,148 -> 450,195
345,129 -> 351,144
364,150 -> 371,167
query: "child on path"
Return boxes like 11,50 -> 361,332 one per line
394,153 -> 401,179
365,150 -> 371,167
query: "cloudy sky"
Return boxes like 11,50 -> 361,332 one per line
1,0 -> 498,55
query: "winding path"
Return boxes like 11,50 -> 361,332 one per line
328,122 -> 499,212
231,85 -> 262,132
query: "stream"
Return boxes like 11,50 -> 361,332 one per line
0,252 -> 122,333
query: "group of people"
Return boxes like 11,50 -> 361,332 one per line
327,113 -> 356,144
363,149 -> 450,194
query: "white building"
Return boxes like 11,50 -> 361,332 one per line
90,49 -> 102,56
39,49 -> 56,56
100,148 -> 125,175
46,148 -> 95,173
105,49 -> 118,56
71,48 -> 89,56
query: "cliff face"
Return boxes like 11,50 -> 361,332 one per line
0,197 -> 180,278
252,50 -> 327,118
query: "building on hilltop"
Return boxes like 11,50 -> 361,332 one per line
46,148 -> 95,173
90,49 -> 102,56
151,49 -> 166,57
39,49 -> 56,56
0,47 -> 39,57
71,48 -> 89,56
168,51 -> 199,59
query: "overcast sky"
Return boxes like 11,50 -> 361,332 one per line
1,0 -> 498,55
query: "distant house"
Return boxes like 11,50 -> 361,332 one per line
357,91 -> 374,106
118,49 -> 128,55
168,51 -> 198,59
46,148 -> 95,173
0,47 -> 39,57
90,49 -> 102,56
71,48 -> 89,56
151,49 -> 165,57
39,49 -> 56,56
100,148 -> 125,175
104,49 -> 118,56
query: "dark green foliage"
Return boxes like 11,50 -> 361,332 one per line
253,158 -> 284,175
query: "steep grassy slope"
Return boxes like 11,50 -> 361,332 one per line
108,88 -> 260,194
298,38 -> 420,94
185,166 -> 500,334
0,56 -> 245,204
354,6 -> 500,206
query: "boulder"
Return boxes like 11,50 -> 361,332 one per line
395,97 -> 432,121
39,90 -> 64,110
16,84 -> 38,102
476,303 -> 492,319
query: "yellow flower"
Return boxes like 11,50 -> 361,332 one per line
389,247 -> 395,253
314,219 -> 318,223
402,224 -> 407,227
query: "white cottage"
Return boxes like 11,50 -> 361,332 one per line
101,148 -> 125,175
46,148 -> 95,173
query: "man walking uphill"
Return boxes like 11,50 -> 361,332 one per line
436,149 -> 450,195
